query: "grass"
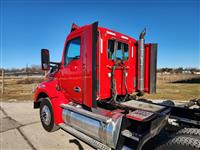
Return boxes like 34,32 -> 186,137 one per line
0,76 -> 44,101
142,80 -> 200,101
142,74 -> 200,101
0,74 -> 199,101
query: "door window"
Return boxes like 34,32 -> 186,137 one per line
65,37 -> 81,65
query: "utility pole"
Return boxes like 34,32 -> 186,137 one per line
1,69 -> 4,94
26,64 -> 28,76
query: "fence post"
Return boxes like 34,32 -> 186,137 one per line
1,69 -> 4,94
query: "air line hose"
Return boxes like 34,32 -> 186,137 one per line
122,61 -> 128,102
110,60 -> 129,103
111,60 -> 121,103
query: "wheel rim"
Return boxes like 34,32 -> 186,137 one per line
41,105 -> 51,125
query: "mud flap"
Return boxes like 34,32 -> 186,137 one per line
144,43 -> 157,94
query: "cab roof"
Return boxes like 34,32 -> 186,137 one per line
69,23 -> 137,42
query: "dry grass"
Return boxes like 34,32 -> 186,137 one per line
0,74 -> 199,101
142,74 -> 200,101
0,76 -> 44,101
16,77 -> 44,84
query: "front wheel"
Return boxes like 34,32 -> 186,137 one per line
40,98 -> 59,132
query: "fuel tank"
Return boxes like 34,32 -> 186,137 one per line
61,103 -> 124,149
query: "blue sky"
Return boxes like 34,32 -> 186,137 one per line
0,0 -> 199,69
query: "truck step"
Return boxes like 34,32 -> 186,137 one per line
121,129 -> 140,141
59,123 -> 111,150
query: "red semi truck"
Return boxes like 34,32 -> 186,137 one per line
34,22 -> 200,150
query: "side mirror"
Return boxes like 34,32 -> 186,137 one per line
41,49 -> 50,70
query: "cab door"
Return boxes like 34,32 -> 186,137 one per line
59,22 -> 98,107
60,37 -> 82,103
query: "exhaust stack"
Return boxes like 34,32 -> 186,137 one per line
138,28 -> 146,92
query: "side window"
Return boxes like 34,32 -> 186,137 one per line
123,43 -> 129,60
65,37 -> 81,65
107,39 -> 129,61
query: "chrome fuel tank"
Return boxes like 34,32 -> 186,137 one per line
61,104 -> 123,149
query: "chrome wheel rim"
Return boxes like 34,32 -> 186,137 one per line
41,105 -> 51,125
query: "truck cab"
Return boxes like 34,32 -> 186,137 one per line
34,22 -> 200,150
36,22 -> 157,107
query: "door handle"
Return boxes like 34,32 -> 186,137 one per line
74,86 -> 81,93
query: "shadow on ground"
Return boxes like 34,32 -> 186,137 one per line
170,76 -> 200,84
69,139 -> 84,150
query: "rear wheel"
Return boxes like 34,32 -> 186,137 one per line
161,100 -> 175,106
176,128 -> 200,138
155,135 -> 200,150
40,98 -> 59,132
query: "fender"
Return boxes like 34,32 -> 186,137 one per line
34,80 -> 60,101
34,80 -> 69,124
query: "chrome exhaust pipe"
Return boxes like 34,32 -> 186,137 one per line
138,28 -> 146,92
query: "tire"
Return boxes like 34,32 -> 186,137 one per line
176,128 -> 200,138
40,98 -> 59,132
155,135 -> 200,150
197,99 -> 200,106
161,100 -> 175,106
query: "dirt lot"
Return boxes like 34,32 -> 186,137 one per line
0,74 -> 200,101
